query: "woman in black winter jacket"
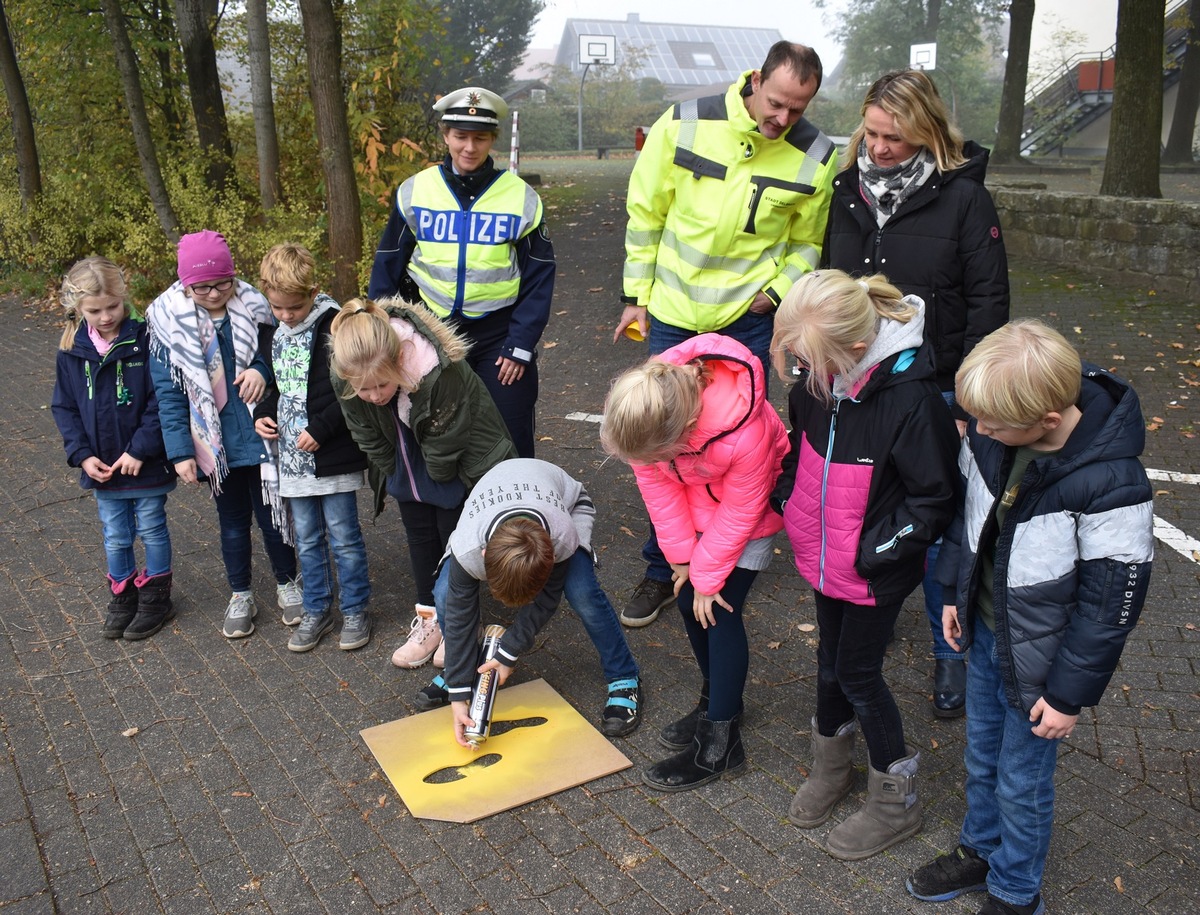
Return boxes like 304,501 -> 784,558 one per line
824,69 -> 1010,718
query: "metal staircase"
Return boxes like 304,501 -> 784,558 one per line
1020,0 -> 1191,156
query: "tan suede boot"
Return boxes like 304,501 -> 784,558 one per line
825,745 -> 923,860
788,717 -> 857,828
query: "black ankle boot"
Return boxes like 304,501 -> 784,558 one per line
659,680 -> 709,750
102,573 -> 139,639
933,659 -> 966,718
643,714 -> 746,792
124,572 -> 175,640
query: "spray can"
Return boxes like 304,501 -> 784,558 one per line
464,624 -> 507,748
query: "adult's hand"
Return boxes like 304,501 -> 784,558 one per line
613,305 -> 649,343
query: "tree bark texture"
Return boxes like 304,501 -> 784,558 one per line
298,0 -> 361,301
992,0 -> 1036,163
1100,0 -> 1166,197
1163,0 -> 1200,163
174,0 -> 233,191
246,0 -> 281,208
0,0 -> 42,203
102,0 -> 180,242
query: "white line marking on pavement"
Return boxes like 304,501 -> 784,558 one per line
1147,468 -> 1200,485
1153,516 -> 1200,563
566,412 -> 604,424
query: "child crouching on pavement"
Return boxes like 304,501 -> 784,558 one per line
439,458 -> 642,746
252,244 -> 371,652
906,319 -> 1154,915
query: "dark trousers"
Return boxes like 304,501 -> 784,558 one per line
396,500 -> 462,606
813,591 -> 907,772
212,464 -> 296,592
676,567 -> 759,721
451,308 -> 538,459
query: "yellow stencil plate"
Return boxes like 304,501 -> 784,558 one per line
360,678 -> 632,823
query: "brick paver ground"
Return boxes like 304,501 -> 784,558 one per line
1,158 -> 1196,914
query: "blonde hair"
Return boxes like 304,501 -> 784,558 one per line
600,359 -> 708,464
844,69 -> 966,172
956,319 -> 1081,429
484,517 -> 556,606
329,298 -> 426,395
772,270 -> 916,403
59,256 -> 130,351
259,243 -> 316,298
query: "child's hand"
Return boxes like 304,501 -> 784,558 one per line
295,429 -> 319,452
254,417 -> 278,440
693,590 -> 734,629
234,368 -> 266,404
478,657 -> 513,686
669,562 -> 690,597
451,701 -> 475,748
81,456 -> 112,483
175,459 -> 198,484
1029,698 -> 1078,740
942,604 -> 963,652
109,452 -> 143,477
494,356 -> 526,385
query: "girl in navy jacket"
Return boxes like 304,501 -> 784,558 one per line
51,257 -> 176,640
770,270 -> 958,861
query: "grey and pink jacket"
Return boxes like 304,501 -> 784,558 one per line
772,304 -> 959,606
633,333 -> 788,595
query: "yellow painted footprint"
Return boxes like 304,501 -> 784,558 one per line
422,717 -> 549,784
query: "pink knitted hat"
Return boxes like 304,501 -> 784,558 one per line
177,230 -> 235,287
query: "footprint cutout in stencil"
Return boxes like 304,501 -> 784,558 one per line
424,753 -> 501,784
421,718 -> 550,784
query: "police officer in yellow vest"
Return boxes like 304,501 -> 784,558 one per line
613,41 -> 838,627
368,86 -> 555,458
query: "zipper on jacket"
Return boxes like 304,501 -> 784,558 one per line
874,523 -> 915,554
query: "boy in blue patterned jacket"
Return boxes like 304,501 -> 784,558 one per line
906,319 -> 1154,915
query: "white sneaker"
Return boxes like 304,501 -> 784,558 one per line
391,604 -> 441,668
277,576 -> 304,624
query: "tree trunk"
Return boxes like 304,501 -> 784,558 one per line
174,0 -> 233,191
0,0 -> 41,204
246,0 -> 281,208
1163,0 -> 1200,163
992,0 -> 1036,164
1100,0 -> 1166,197
150,0 -> 185,144
925,0 -> 943,41
298,0 -> 361,301
102,0 -> 181,242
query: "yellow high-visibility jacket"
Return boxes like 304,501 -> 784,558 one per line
623,71 -> 837,332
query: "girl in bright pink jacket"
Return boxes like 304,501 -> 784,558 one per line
602,333 -> 787,792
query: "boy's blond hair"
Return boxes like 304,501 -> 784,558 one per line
600,360 -> 709,463
483,517 -> 555,606
956,319 -> 1081,429
59,256 -> 131,351
259,243 -> 316,298
772,270 -> 916,403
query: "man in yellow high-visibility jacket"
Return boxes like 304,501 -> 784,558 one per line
614,41 -> 837,628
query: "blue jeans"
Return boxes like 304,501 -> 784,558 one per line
814,591 -> 908,772
433,547 -> 639,683
290,491 -> 371,616
212,464 -> 297,591
95,491 -> 172,580
960,623 -> 1060,908
641,309 -> 776,581
923,390 -> 959,659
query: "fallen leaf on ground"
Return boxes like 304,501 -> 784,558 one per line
122,727 -> 139,738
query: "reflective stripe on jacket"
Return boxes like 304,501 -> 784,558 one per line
623,70 -> 837,331
399,167 -> 542,318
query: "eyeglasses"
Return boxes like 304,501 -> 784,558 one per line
190,278 -> 234,295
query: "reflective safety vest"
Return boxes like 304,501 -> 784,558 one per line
398,167 -> 543,318
623,70 -> 837,332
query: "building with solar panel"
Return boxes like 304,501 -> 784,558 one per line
552,13 -> 784,101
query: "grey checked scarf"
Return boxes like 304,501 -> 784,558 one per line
857,142 -> 937,228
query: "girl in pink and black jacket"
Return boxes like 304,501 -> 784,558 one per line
770,270 -> 958,861
602,333 -> 787,793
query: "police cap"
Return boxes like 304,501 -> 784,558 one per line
433,86 -> 508,131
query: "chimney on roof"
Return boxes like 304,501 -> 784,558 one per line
628,13 -> 640,24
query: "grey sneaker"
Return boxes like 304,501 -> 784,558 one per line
288,612 -> 334,652
620,577 -> 674,627
222,592 -> 258,638
339,612 -> 371,650
277,577 -> 304,624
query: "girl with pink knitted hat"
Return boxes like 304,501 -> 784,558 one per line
147,230 -> 301,638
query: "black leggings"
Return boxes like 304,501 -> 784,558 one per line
396,500 -> 461,605
676,567 -> 759,721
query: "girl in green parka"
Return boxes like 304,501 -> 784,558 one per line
329,298 -> 515,700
